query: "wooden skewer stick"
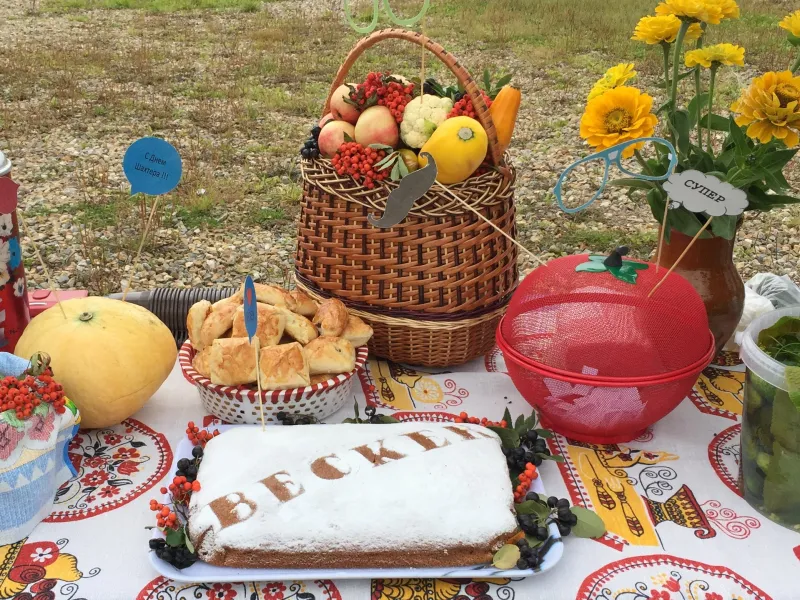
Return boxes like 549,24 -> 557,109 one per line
18,213 -> 67,320
434,181 -> 548,268
122,195 -> 160,302
647,217 -> 713,299
253,336 -> 266,432
655,200 -> 670,274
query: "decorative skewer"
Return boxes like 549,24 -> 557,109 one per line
122,195 -> 160,302
647,217 -> 713,298
253,336 -> 266,432
655,200 -> 670,274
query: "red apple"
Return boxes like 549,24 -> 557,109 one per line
330,84 -> 360,125
318,121 -> 356,158
354,105 -> 399,148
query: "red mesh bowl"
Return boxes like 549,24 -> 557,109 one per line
498,254 -> 714,443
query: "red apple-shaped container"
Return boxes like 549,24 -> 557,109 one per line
496,252 -> 715,443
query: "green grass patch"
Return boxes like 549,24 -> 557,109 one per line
44,0 -> 263,11
176,205 -> 220,229
248,207 -> 288,226
554,227 -> 658,258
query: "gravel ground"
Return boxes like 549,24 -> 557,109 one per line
0,0 -> 797,297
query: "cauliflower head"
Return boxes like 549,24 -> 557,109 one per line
400,95 -> 454,148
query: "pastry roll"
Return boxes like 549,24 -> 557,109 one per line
231,303 -> 285,347
199,301 -> 238,350
209,338 -> 258,386
250,283 -> 297,311
187,300 -> 212,350
258,342 -> 310,390
290,289 -> 319,318
341,315 -> 373,347
309,372 -> 338,385
274,307 -> 318,345
303,336 -> 356,375
192,346 -> 212,378
312,298 -> 349,337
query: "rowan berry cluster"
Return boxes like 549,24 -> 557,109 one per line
0,372 -> 66,420
331,142 -> 389,189
186,421 -> 220,447
349,72 -> 415,123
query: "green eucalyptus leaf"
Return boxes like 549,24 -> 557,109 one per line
390,161 -> 401,181
488,425 -> 520,448
492,544 -> 521,570
570,506 -> 606,538
397,158 -> 409,178
369,143 -> 395,151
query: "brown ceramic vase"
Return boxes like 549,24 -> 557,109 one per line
658,228 -> 744,353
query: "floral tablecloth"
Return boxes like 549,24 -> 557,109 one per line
3,348 -> 797,600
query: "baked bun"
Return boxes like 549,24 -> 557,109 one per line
209,338 -> 257,386
192,346 -> 212,378
258,342 -> 310,390
303,336 -> 356,375
187,300 -> 212,350
309,372 -> 337,385
274,307 -> 318,345
312,298 -> 349,337
341,315 -> 373,347
290,289 -> 319,318
231,303 -> 285,347
200,301 -> 238,350
251,283 -> 297,311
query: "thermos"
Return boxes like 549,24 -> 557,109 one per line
0,150 -> 31,352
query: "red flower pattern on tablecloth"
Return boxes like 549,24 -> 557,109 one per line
80,469 -> 109,487
665,578 -> 681,592
46,418 -> 172,522
262,582 -> 287,600
706,594 -> 724,600
650,591 -> 671,600
113,447 -> 140,459
68,435 -> 84,451
207,583 -> 237,600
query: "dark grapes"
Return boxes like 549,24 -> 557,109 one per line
299,124 -> 321,160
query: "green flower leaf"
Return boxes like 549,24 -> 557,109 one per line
492,544 -> 520,569
575,262 -> 607,273
569,506 -> 606,538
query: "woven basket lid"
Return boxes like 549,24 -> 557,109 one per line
501,252 -> 710,379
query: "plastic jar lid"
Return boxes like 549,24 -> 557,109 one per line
0,151 -> 10,177
739,305 -> 800,392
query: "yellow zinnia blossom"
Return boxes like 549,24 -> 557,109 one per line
632,15 -> 682,44
684,23 -> 705,41
580,86 -> 658,157
779,10 -> 800,37
685,43 -> 745,68
707,0 -> 740,20
588,63 -> 637,100
731,71 -> 800,147
656,0 -> 723,25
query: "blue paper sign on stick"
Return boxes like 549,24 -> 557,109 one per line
122,137 -> 182,196
243,276 -> 258,343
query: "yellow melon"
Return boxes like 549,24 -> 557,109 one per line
15,297 -> 176,428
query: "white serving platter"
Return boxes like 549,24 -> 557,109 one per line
150,426 -> 564,582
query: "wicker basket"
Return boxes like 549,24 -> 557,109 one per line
179,341 -> 369,424
296,28 -> 518,366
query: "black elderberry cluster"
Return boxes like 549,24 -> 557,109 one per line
528,494 -> 578,537
276,411 -> 318,425
502,429 -> 550,470
300,126 -> 321,159
175,446 -> 203,482
363,406 -> 385,424
149,538 -> 196,569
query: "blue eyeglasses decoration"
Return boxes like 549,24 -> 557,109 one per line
553,137 -> 678,214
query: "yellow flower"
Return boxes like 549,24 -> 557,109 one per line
632,15 -> 682,44
779,10 -> 800,37
580,86 -> 658,157
656,0 -> 723,24
731,71 -> 800,147
707,0 -> 740,20
588,63 -> 637,100
685,43 -> 745,68
684,23 -> 705,41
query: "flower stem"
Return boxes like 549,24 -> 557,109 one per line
634,149 -> 654,176
707,64 -> 718,153
670,21 -> 691,116
693,29 -> 705,149
661,42 -> 671,91
792,54 -> 800,74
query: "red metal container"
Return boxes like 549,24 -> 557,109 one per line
0,151 -> 31,352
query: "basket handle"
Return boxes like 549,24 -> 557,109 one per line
323,28 -> 502,166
